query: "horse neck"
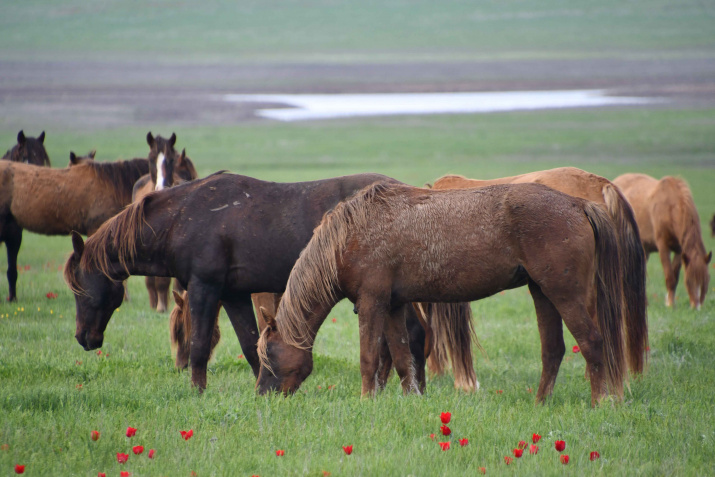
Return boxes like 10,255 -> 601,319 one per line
277,280 -> 343,350
677,200 -> 706,258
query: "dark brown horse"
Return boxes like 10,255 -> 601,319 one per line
614,173 -> 711,309
64,172 -> 436,392
2,130 -> 51,167
256,183 -> 629,406
431,167 -> 648,375
0,158 -> 148,301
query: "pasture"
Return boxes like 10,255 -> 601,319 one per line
2,1 -> 715,475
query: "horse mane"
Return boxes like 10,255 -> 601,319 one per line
85,158 -> 150,205
663,176 -> 704,247
259,183 -> 397,363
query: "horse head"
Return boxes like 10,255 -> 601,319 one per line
256,307 -> 313,395
65,232 -> 125,351
146,131 -> 179,191
68,150 -> 96,167
683,251 -> 712,310
5,130 -> 51,166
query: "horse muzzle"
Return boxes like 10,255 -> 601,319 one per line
75,330 -> 103,351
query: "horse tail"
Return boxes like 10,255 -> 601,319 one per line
602,183 -> 649,374
584,202 -> 627,398
423,302 -> 479,392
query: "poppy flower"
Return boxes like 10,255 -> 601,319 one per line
529,444 -> 539,455
332,318 -> 336,323
117,452 -> 129,464
478,467 -> 486,474
555,440 -> 566,452
96,350 -> 102,356
120,472 -> 131,477
126,427 -> 137,437
429,433 -> 435,440
342,445 -> 353,455
517,440 -> 527,450
439,442 -> 450,451
180,429 -> 194,440
190,472 -> 197,477
560,454 -> 569,464
440,412 -> 451,424
504,456 -> 513,465
132,445 -> 144,455
459,438 -> 468,447
238,354 -> 244,359
328,385 -> 335,390
275,449 -> 285,456
91,430 -> 100,441
513,448 -> 523,458
532,433 -> 541,444
496,390 -> 503,394
46,292 -> 57,299
148,448 -> 155,459
14,464 -> 25,474
572,345 -> 580,353
590,451 -> 600,461
323,472 -> 331,477
98,473 -> 106,477
440,425 -> 451,436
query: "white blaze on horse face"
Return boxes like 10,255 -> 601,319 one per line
155,153 -> 166,191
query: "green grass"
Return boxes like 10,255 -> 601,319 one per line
1,107 -> 715,475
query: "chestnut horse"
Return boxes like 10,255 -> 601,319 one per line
256,183 -> 628,406
68,150 -> 97,167
3,130 -> 51,166
432,167 -> 648,375
65,172 -> 440,392
0,158 -> 148,301
613,173 -> 711,309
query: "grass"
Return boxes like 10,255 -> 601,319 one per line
1,107 -> 715,475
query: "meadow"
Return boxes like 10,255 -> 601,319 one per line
2,0 -> 715,475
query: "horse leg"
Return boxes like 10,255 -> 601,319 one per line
375,337 -> 393,391
657,243 -> 678,307
356,294 -> 389,397
145,276 -> 158,310
405,304 -> 427,394
155,276 -> 171,313
222,296 -> 261,377
3,221 -> 22,302
383,304 -> 421,395
186,283 -> 222,391
528,281 -> 565,404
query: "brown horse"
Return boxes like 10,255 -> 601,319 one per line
64,172 -> 438,392
256,183 -> 628,406
613,173 -> 711,309
432,167 -> 648,375
2,130 -> 51,166
68,150 -> 96,166
0,158 -> 148,301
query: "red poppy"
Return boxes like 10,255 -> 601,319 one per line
14,464 -> 25,474
126,427 -> 137,437
132,445 -> 144,455
332,318 -> 337,323
513,448 -> 523,458
532,433 -> 541,444
504,456 -> 513,465
96,350 -> 102,356
323,472 -> 331,477
328,385 -> 335,390
440,412 -> 451,424
440,425 -> 451,436
24,265 -> 30,271
459,438 -> 468,447
120,472 -> 131,477
572,345 -> 580,353
429,433 -> 435,440
180,429 -> 194,440
76,384 -> 83,390
342,445 -> 353,455
560,454 -> 569,464
148,448 -> 155,459
238,354 -> 244,359
117,452 -> 129,464
517,440 -> 527,450
554,440 -> 566,452
275,449 -> 285,456
46,292 -> 57,299
75,361 -> 82,365
478,467 -> 486,474
91,430 -> 100,441
98,473 -> 106,477
496,390 -> 503,394
529,444 -> 539,455
590,451 -> 600,461
439,442 -> 450,451
191,472 -> 197,477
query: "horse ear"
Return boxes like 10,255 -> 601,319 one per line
259,306 -> 277,329
682,253 -> 690,266
169,133 -> 177,147
172,290 -> 184,307
69,151 -> 77,164
38,131 -> 45,144
178,148 -> 186,165
146,132 -> 155,148
71,231 -> 84,259
706,251 -> 712,264
89,149 -> 96,159
17,130 -> 25,144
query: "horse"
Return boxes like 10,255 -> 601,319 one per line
3,130 -> 51,166
64,172 -> 444,392
431,167 -> 648,375
613,173 -> 711,309
68,150 -> 96,166
256,182 -> 629,407
710,213 -> 715,237
132,144 -> 198,313
0,158 -> 148,301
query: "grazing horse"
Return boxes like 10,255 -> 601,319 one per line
432,167 -> 648,375
132,145 -> 198,313
64,172 -> 441,392
3,130 -> 51,166
68,150 -> 96,166
256,183 -> 628,407
613,173 -> 711,309
0,158 -> 148,301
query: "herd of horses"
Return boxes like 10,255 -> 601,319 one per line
2,129 -> 711,406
